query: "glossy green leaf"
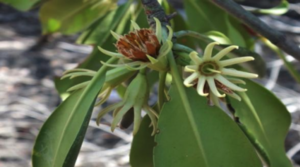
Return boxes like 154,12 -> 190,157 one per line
230,80 -> 292,167
32,58 -> 115,167
0,0 -> 40,11
55,3 -> 132,96
184,0 -> 249,47
253,1 -> 289,15
130,116 -> 155,167
77,2 -> 131,45
170,7 -> 196,48
40,0 -> 117,34
154,85 -> 261,167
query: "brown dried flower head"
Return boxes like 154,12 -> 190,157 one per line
98,18 -> 173,71
116,29 -> 161,62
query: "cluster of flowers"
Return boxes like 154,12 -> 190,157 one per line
63,18 -> 257,135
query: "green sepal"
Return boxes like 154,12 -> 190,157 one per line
147,40 -> 173,72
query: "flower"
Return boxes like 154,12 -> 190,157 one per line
98,18 -> 173,71
96,72 -> 158,135
183,42 -> 258,106
116,29 -> 160,62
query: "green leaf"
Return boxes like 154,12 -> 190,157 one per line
184,0 -> 250,47
32,88 -> 93,167
170,7 -> 196,48
39,0 -> 117,34
253,1 -> 289,15
55,3 -> 132,96
154,86 -> 262,167
77,2 -> 131,45
0,0 -> 40,11
130,116 -> 155,167
32,58 -> 115,167
230,80 -> 292,167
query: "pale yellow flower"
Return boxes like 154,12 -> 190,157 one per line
184,42 -> 258,106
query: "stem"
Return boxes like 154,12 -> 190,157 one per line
141,0 -> 169,27
173,51 -> 190,66
175,31 -> 230,53
158,71 -> 167,110
262,38 -> 300,84
139,68 -> 147,75
175,30 -> 237,57
141,1 -> 208,165
175,30 -> 213,43
173,43 -> 195,53
210,0 -> 300,62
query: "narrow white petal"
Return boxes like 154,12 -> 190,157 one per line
219,56 -> 254,67
227,78 -> 246,85
98,46 -> 123,58
208,68 -> 221,74
197,77 -> 208,96
131,20 -> 140,30
213,45 -> 239,61
189,51 -> 202,64
184,73 -> 198,87
210,91 -> 221,107
227,92 -> 241,101
207,77 -> 225,97
184,65 -> 197,72
215,75 -> 247,92
203,42 -> 219,60
222,68 -> 258,78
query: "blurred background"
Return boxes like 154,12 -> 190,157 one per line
1,0 -> 300,166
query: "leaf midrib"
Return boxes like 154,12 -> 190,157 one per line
51,57 -> 116,166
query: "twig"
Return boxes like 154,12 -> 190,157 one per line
210,0 -> 300,62
141,0 -> 169,27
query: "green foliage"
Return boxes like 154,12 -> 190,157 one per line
55,2 -> 132,96
184,0 -> 251,47
154,85 -> 262,167
32,88 -> 94,167
225,45 -> 267,77
0,0 -> 291,166
32,58 -> 115,167
230,80 -> 292,167
77,2 -> 131,45
130,116 -> 155,167
39,0 -> 117,34
0,0 -> 41,11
